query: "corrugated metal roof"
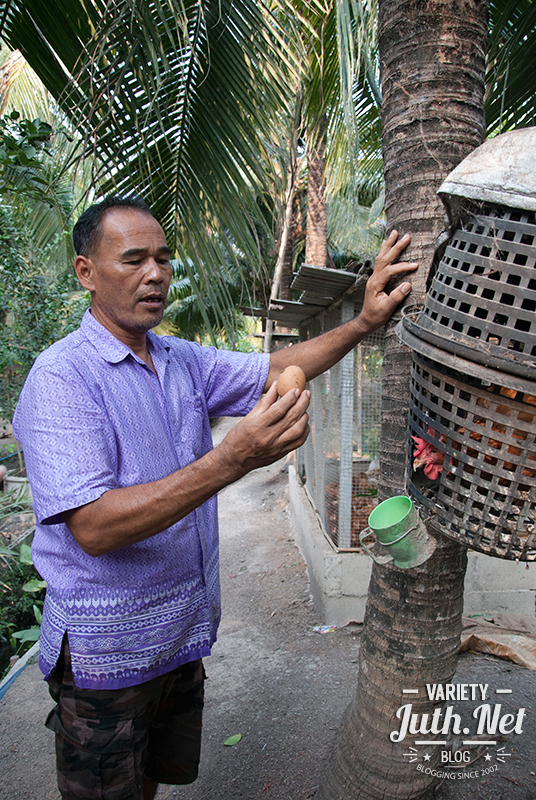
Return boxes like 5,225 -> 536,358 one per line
242,299 -> 325,327
244,263 -> 359,327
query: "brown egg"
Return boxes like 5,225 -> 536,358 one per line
276,365 -> 306,397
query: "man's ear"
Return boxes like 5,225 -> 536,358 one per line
74,255 -> 96,291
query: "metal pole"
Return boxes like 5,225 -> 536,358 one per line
338,296 -> 355,547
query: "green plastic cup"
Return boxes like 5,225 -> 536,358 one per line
368,496 -> 413,542
360,496 -> 436,569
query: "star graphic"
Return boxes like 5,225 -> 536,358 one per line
484,753 -> 492,762
423,753 -> 431,762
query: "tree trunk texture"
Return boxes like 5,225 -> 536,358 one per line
317,2 -> 487,798
263,158 -> 297,353
280,226 -> 294,302
305,117 -> 327,268
275,213 -> 295,335
379,0 -> 488,498
317,536 -> 468,800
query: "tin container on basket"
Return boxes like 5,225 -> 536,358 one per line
398,318 -> 536,561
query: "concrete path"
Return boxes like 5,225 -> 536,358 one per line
0,419 -> 362,799
0,417 -> 534,800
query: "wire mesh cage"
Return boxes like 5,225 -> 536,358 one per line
297,303 -> 383,549
405,332 -> 536,561
413,202 -> 536,379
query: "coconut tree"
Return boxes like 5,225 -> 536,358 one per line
317,4 -> 536,796
0,47 -> 52,119
1,0 -> 386,348
316,2 -> 489,798
261,0 -> 382,349
1,0 -> 309,345
2,0 -> 534,308
1,2 -> 535,798
316,1 -> 536,795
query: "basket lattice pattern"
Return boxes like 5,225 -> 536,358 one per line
408,350 -> 536,561
417,203 -> 536,377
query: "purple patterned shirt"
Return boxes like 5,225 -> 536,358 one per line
13,310 -> 269,689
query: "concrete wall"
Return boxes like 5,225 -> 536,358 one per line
464,552 -> 535,616
289,464 -> 535,626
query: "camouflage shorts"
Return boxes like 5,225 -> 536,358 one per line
45,639 -> 205,800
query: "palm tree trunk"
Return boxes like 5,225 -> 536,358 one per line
317,535 -> 468,800
379,0 -> 488,498
264,94 -> 302,353
317,2 -> 488,798
263,172 -> 297,352
304,116 -> 327,267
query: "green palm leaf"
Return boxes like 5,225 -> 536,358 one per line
3,0 -> 301,340
9,0 -> 532,344
487,0 -> 536,132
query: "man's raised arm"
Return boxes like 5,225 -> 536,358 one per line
63,230 -> 415,557
264,230 -> 418,389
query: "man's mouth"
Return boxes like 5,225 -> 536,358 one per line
138,294 -> 165,309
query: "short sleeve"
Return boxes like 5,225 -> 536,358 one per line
194,347 -> 270,417
13,365 -> 118,525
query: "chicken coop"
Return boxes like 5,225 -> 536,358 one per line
295,301 -> 384,549
246,262 -> 384,549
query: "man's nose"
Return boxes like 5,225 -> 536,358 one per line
143,258 -> 166,282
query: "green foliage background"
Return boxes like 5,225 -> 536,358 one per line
0,204 -> 88,420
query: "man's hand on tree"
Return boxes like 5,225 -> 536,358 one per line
358,230 -> 418,333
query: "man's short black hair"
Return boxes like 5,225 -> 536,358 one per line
73,195 -> 154,257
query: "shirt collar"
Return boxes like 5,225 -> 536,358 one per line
81,309 -> 170,365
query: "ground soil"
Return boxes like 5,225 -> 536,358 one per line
0,417 -> 534,800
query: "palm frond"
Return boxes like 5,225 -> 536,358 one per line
0,48 -> 52,119
328,189 -> 384,259
486,0 -> 536,132
4,0 -> 302,341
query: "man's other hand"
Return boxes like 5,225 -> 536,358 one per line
359,230 -> 418,333
218,382 -> 310,478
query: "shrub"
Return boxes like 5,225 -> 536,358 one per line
0,543 -> 46,676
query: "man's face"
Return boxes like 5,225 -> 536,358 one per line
75,208 -> 172,342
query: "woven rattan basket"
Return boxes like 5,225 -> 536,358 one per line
400,322 -> 536,561
412,202 -> 536,380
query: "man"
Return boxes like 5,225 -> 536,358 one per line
13,196 -> 417,799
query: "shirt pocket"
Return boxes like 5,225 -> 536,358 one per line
179,392 -> 207,464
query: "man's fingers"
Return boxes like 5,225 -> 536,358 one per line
390,232 -> 411,255
268,389 -> 310,436
276,413 -> 310,452
272,393 -> 309,436
257,380 -> 278,409
367,264 -> 417,303
386,282 -> 413,308
377,229 -> 403,255
376,232 -> 416,273
378,228 -> 399,250
267,384 -> 309,418
371,259 -> 418,285
251,384 -> 309,442
256,380 -> 297,416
